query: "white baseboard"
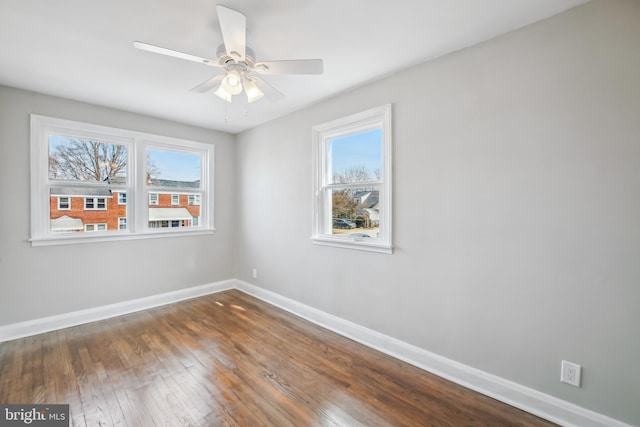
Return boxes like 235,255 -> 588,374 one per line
235,280 -> 632,427
0,279 -> 235,343
0,278 -> 631,427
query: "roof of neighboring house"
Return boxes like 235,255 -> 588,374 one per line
354,190 -> 379,209
51,215 -> 83,231
149,208 -> 194,221
51,186 -> 113,197
148,178 -> 200,189
107,176 -> 127,185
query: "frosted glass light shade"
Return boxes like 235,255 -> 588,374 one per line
244,79 -> 264,103
214,85 -> 232,102
221,70 -> 243,95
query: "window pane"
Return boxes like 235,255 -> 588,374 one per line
49,135 -> 127,182
146,149 -> 201,188
49,188 -> 126,233
148,192 -> 201,229
58,197 -> 70,210
328,187 -> 380,238
329,129 -> 382,184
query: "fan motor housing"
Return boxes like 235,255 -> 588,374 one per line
216,44 -> 256,68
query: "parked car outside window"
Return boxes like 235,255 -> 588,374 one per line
333,218 -> 356,229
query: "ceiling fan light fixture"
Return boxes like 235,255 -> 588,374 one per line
244,78 -> 264,103
221,70 -> 243,95
214,85 -> 233,102
133,4 -> 323,108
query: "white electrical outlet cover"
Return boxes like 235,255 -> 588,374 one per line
561,360 -> 582,387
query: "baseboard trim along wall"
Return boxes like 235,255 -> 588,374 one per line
0,279 -> 236,343
0,279 -> 631,427
234,280 -> 632,427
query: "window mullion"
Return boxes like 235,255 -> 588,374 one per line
323,181 -> 382,190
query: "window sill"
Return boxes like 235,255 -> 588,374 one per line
30,228 -> 215,247
310,236 -> 393,254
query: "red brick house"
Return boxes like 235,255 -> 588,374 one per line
49,188 -> 200,232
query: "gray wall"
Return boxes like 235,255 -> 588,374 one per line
0,86 -> 236,324
235,1 -> 640,424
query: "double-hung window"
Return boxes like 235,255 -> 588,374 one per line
30,115 -> 214,246
311,104 -> 393,253
58,197 -> 70,210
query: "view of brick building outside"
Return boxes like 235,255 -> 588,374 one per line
49,191 -> 200,232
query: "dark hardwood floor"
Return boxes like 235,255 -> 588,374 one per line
0,290 -> 556,426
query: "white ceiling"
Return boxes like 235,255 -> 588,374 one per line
0,0 -> 588,134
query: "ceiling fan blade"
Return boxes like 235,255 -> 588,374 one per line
133,41 -> 220,68
253,59 -> 323,75
216,5 -> 246,61
250,76 -> 285,102
189,75 -> 225,93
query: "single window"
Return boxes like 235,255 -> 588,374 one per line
58,197 -> 70,210
30,115 -> 214,246
188,194 -> 201,206
311,105 -> 392,253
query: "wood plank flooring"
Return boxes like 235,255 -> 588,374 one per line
0,290 -> 557,426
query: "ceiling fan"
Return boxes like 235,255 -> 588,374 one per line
134,5 -> 324,104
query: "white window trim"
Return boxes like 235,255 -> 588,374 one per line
118,217 -> 127,230
117,192 -> 127,205
30,115 -> 215,246
84,197 -> 108,210
149,193 -> 159,205
85,223 -> 107,232
171,194 -> 179,206
58,197 -> 70,210
311,104 -> 393,254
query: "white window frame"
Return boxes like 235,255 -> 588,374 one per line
188,194 -> 201,206
85,223 -> 107,232
118,192 -> 127,205
118,217 -> 127,230
171,194 -> 180,206
58,196 -> 70,210
149,193 -> 159,205
311,104 -> 393,254
84,197 -> 107,210
30,115 -> 215,246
